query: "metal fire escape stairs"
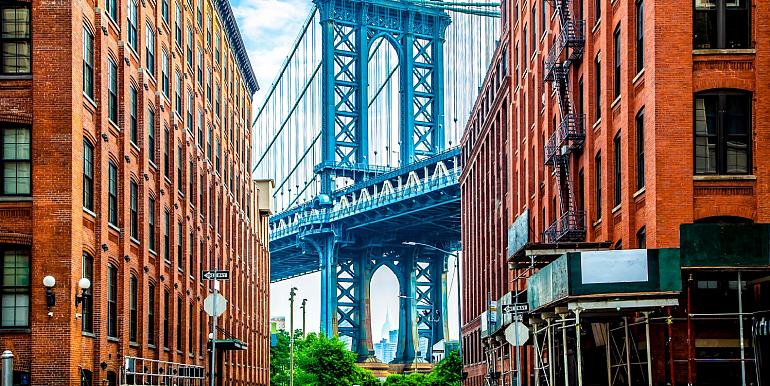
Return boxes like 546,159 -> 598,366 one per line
543,0 -> 585,243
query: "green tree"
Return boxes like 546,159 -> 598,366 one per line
383,373 -> 427,386
424,351 -> 462,386
296,333 -> 361,386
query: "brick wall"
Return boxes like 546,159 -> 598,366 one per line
0,0 -> 270,384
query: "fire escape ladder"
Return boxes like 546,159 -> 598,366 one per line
543,0 -> 586,243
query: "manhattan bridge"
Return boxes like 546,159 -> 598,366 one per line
252,0 -> 501,364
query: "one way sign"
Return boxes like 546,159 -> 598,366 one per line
202,270 -> 230,280
502,303 -> 529,314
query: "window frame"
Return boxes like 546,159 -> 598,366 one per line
107,264 -> 118,338
163,290 -> 170,349
613,24 -> 621,100
694,0 -> 751,50
0,247 -> 30,328
108,161 -> 118,226
145,22 -> 156,76
148,283 -> 156,345
108,57 -> 118,123
635,0 -> 644,73
82,138 -> 94,211
147,108 -> 156,164
636,108 -> 645,190
694,89 -> 752,175
594,53 -> 601,122
129,274 -> 138,343
127,0 -> 138,51
82,25 -> 94,99
148,195 -> 156,252
613,132 -> 622,207
595,152 -> 602,220
80,252 -> 94,334
129,85 -> 138,145
130,180 -> 139,240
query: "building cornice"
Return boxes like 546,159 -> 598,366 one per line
214,0 -> 259,95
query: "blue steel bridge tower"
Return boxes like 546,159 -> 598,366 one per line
312,0 -> 450,363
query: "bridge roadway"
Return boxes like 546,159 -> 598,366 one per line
269,147 -> 461,282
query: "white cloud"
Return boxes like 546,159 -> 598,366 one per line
231,0 -> 312,103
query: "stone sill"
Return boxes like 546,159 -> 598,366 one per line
693,175 -> 756,181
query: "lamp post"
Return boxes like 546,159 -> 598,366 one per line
300,299 -> 307,338
289,287 -> 298,386
402,241 -> 462,354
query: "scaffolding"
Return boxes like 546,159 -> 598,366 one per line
120,357 -> 205,386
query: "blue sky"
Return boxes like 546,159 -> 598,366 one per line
231,0 -> 460,342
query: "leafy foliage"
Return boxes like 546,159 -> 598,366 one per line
270,331 -> 461,385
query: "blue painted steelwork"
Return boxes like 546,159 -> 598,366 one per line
255,0 -> 501,364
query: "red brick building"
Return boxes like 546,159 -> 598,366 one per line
0,0 -> 271,384
461,0 -> 770,385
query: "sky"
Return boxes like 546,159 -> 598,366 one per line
231,0 -> 461,342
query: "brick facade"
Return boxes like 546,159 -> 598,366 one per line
460,0 -> 770,384
0,0 -> 270,384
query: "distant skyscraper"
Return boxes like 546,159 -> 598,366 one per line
374,310 -> 398,363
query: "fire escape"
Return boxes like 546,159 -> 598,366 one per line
543,0 -> 585,243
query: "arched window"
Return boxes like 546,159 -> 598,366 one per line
129,274 -> 138,342
694,90 -> 751,175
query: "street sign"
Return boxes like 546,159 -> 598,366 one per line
202,270 -> 230,280
502,303 -> 529,314
504,322 -> 530,347
203,293 -> 227,317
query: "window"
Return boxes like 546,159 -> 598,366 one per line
188,232 -> 194,274
215,140 -> 221,171
105,0 -> 117,21
595,0 -> 601,21
129,274 -> 138,342
148,108 -> 156,164
161,0 -> 169,24
636,0 -> 644,72
148,196 -> 156,252
148,284 -> 156,345
161,50 -> 170,97
163,210 -> 170,262
206,69 -> 212,102
199,175 -> 204,215
176,297 -> 182,351
636,109 -> 645,190
215,31 -> 221,64
82,139 -> 94,211
541,0 -> 547,36
163,290 -> 170,348
186,91 -> 194,129
177,145 -> 183,191
522,26 -> 527,69
637,226 -> 646,248
177,221 -> 183,269
694,90 -> 751,174
694,0 -> 750,49
207,125 -> 212,159
215,85 -> 220,116
106,58 -> 119,124
127,0 -> 138,50
188,303 -> 194,353
189,160 -> 194,201
0,248 -> 29,327
186,27 -> 193,65
613,133 -> 621,206
130,180 -> 138,239
80,370 -> 92,386
164,128 -> 171,178
107,264 -> 117,337
613,25 -> 621,100
106,372 -> 117,386
595,153 -> 602,220
145,23 -> 155,75
175,72 -> 182,115
199,310 -> 205,356
82,26 -> 94,99
196,48 -> 203,86
174,3 -> 182,48
81,252 -> 93,333
594,54 -> 601,121
531,6 -> 536,57
108,161 -> 118,225
196,0 -> 202,27
129,85 -> 138,144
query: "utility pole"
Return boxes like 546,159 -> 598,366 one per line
301,299 -> 307,337
289,287 -> 298,386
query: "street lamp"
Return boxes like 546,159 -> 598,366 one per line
289,287 -> 298,386
402,241 -> 462,355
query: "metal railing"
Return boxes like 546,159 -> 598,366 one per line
121,357 -> 205,386
543,210 -> 586,243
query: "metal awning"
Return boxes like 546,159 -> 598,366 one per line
210,339 -> 248,351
